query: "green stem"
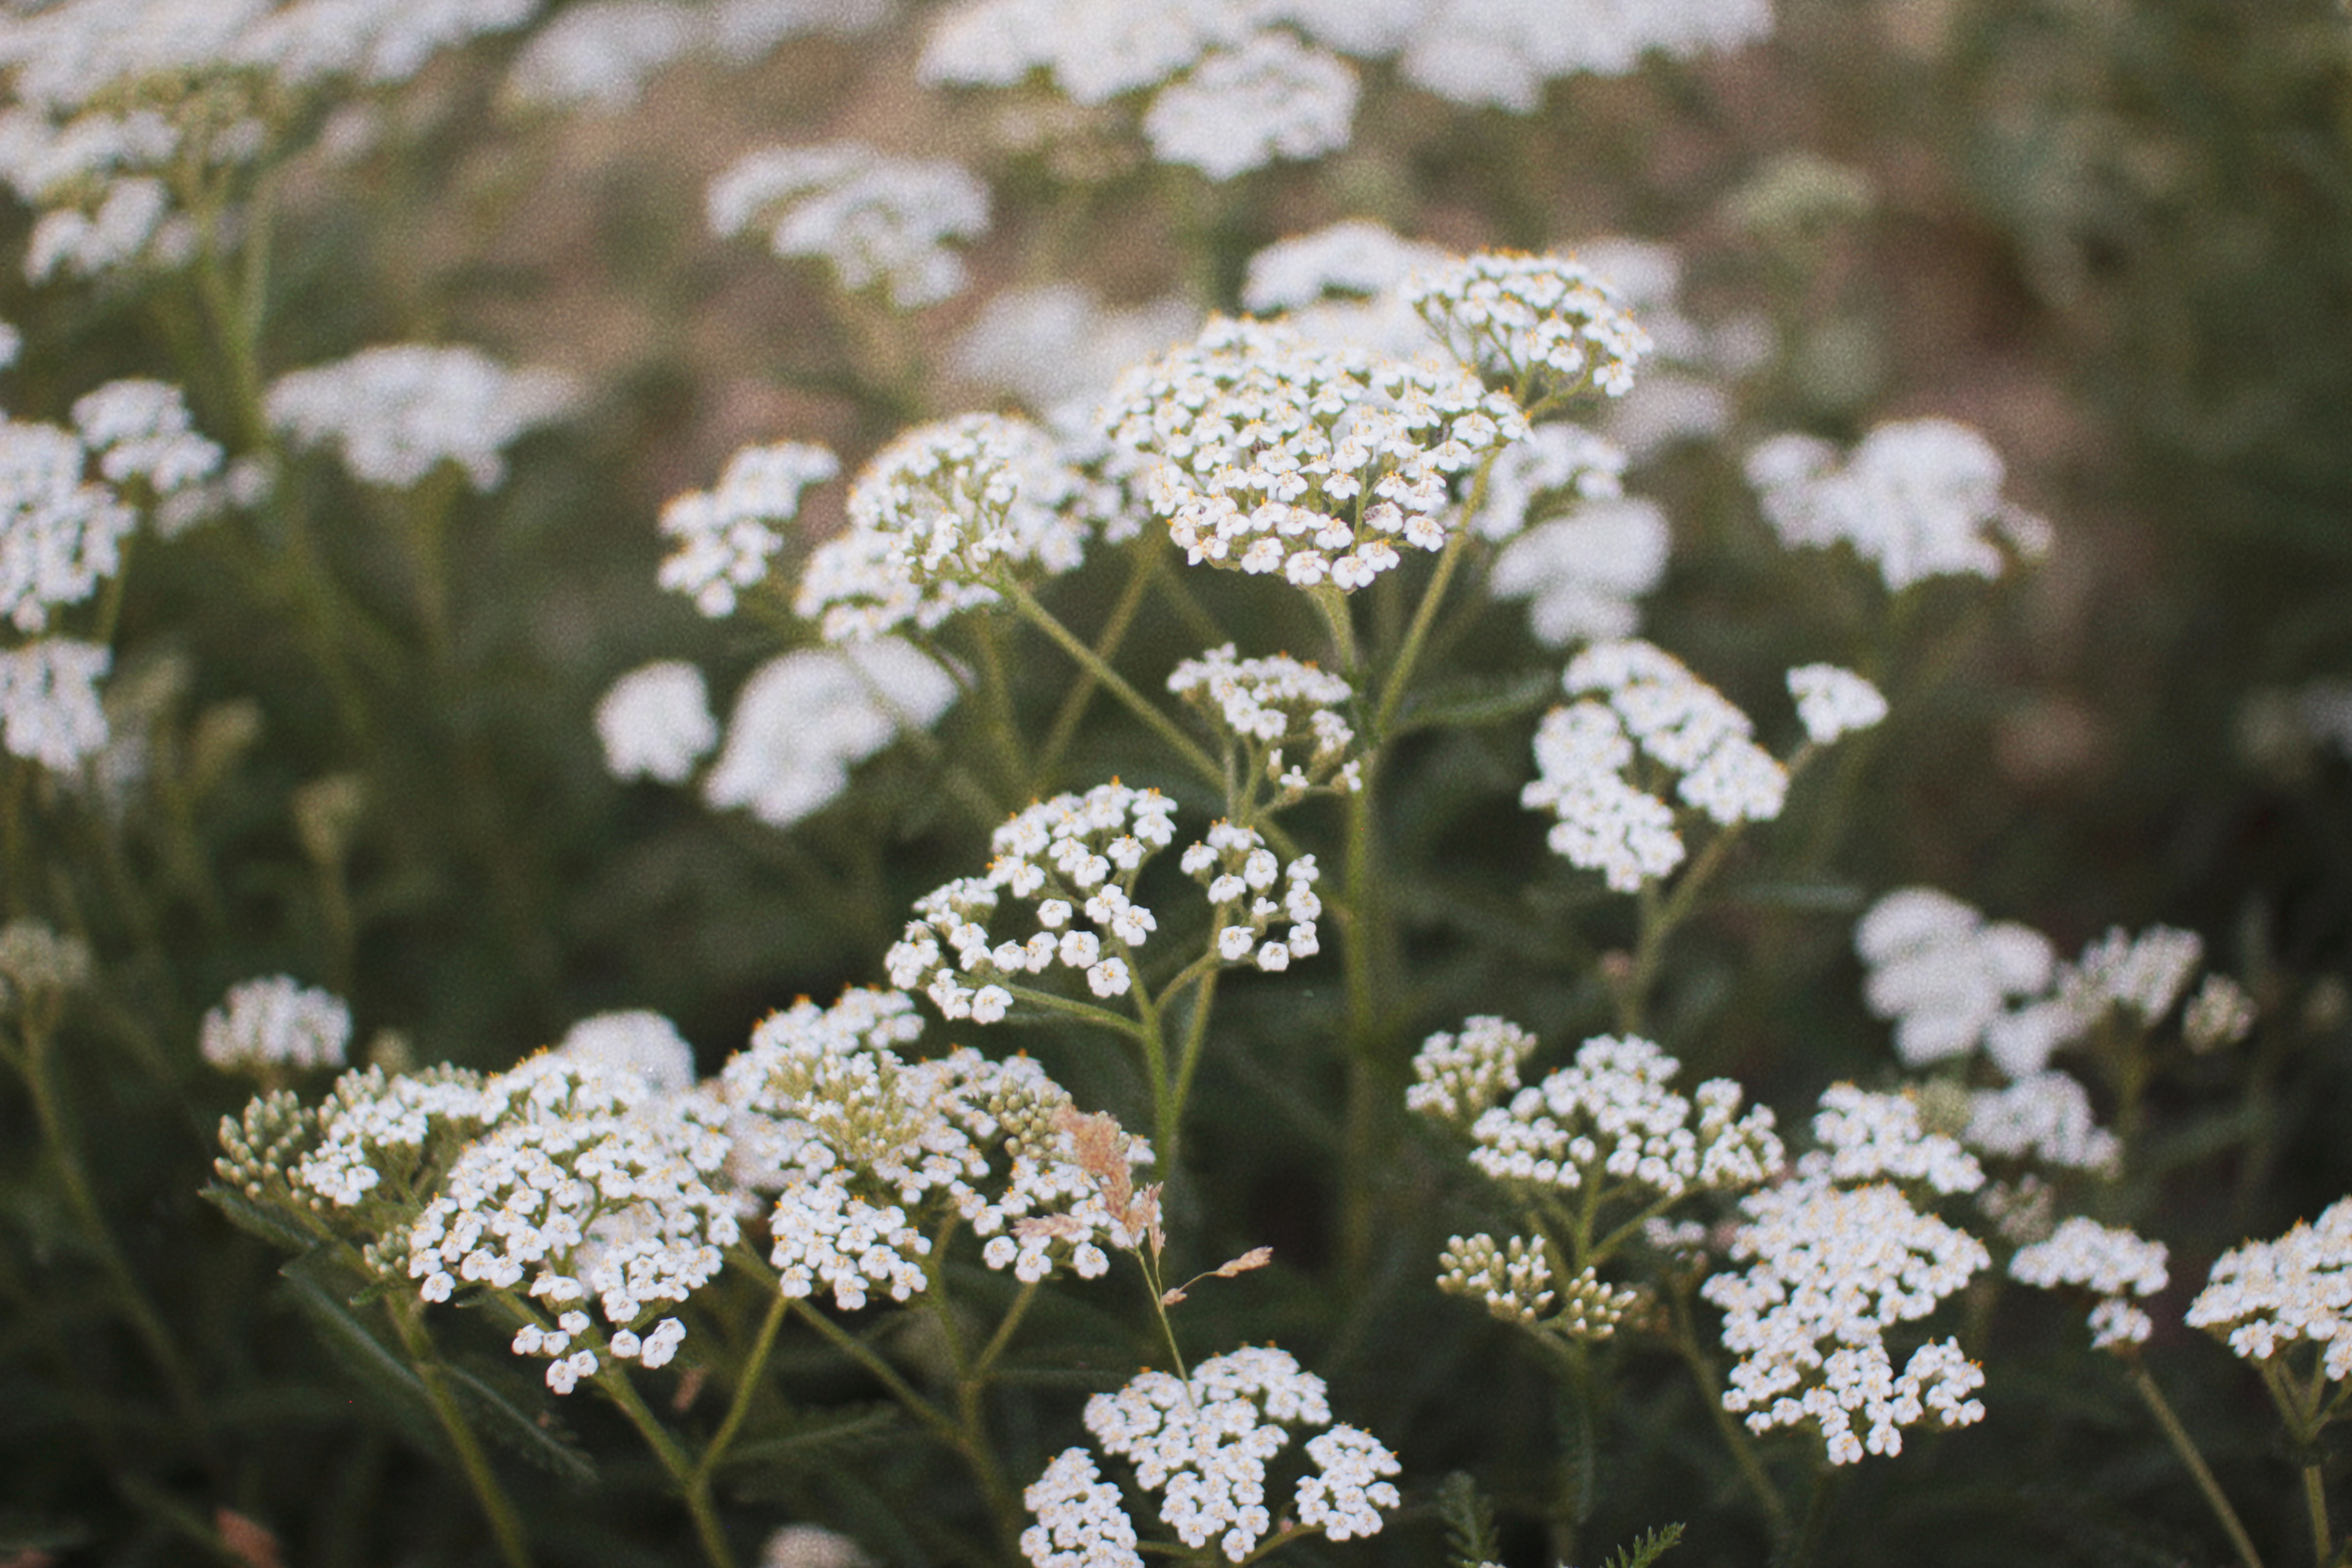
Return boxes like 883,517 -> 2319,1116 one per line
2305,1464 -> 2333,1568
1309,583 -> 1361,681
787,1299 -> 964,1449
2124,1359 -> 2265,1568
1036,537 -> 1164,786
1006,580 -> 1223,790
1373,529 -> 1470,740
1004,982 -> 1149,1038
1166,967 -> 1223,1142
694,1291 -> 790,1483
386,1304 -> 534,1568
1668,1288 -> 1789,1541
597,1355 -> 740,1568
1618,819 -> 1751,1036
971,1279 -> 1041,1386
970,612 -> 1034,801
926,1272 -> 1025,1559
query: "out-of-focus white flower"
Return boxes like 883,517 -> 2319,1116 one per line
758,1525 -> 874,1568
2188,1198 -> 2352,1382
1854,888 -> 2057,1070
1389,0 -> 1772,111
948,285 -> 1199,428
1466,421 -> 1628,541
2057,926 -> 2203,1029
202,975 -> 353,1073
596,660 -> 720,784
919,0 -> 1257,104
1786,664 -> 1887,745
709,141 -> 989,309
556,1010 -> 696,1094
2011,1216 -> 2168,1350
1963,1072 -> 2118,1173
505,1 -> 699,110
266,344 -> 577,491
1141,31 -> 1356,180
0,638 -> 110,770
2184,973 -> 2257,1053
71,380 -> 222,495
1242,220 -> 1451,356
0,420 -> 134,633
1490,498 -> 1667,647
1746,420 -> 2051,592
703,640 -> 957,829
659,441 -> 839,617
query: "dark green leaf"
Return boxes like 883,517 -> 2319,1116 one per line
1393,669 -> 1560,735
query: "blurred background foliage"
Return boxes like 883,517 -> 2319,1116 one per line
4,0 -> 2352,1562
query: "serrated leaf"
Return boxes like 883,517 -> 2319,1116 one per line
1601,1522 -> 1684,1568
1394,669 -> 1560,735
717,1402 -> 904,1473
1438,1471 -> 1500,1568
200,1185 -> 325,1254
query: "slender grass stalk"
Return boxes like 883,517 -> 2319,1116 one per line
1036,537 -> 1165,786
2123,1356 -> 2265,1568
1667,1287 -> 1789,1540
693,1292 -> 790,1483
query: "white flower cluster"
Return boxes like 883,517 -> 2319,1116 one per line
1703,1179 -> 1989,1464
201,976 -> 352,1074
1521,639 -> 1788,892
720,990 -> 1151,1307
2183,973 -> 2257,1052
505,0 -> 890,112
708,142 -> 990,309
1745,419 -> 2053,593
1099,316 -> 1528,592
556,1010 -> 697,1095
2056,925 -> 2204,1030
757,1522 -> 877,1568
1438,1232 -> 1554,1323
265,344 -> 577,492
2187,1198 -> 2352,1381
1408,253 -> 1653,402
1244,221 -> 1450,323
1963,1072 -> 2118,1173
1140,30 -> 1358,180
405,1055 -> 738,1391
887,783 -> 1200,1018
1786,664 -> 1888,745
1024,1346 -> 1398,1568
0,637 -> 110,771
1167,645 -> 1360,800
1802,1085 -> 1982,1196
1180,821 -> 1322,972
1854,888 -> 2058,1073
290,1067 -> 493,1211
949,285 -> 1200,430
1406,1015 -> 1537,1125
702,640 -> 959,828
797,413 -> 1104,642
659,441 -> 840,616
2010,1217 -> 2169,1350
596,661 -> 719,784
1465,1034 -> 1783,1201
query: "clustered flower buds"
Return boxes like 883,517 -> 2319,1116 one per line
1022,1347 -> 1400,1568
1438,1233 -> 1555,1323
1168,644 -> 1361,801
1407,252 -> 1653,401
1406,1016 -> 1538,1126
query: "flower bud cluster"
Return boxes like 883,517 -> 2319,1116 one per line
1178,822 -> 1321,972
405,1055 -> 738,1391
1703,1178 -> 1990,1464
1099,317 -> 1527,592
1465,1034 -> 1783,1202
797,413 -> 1108,642
1438,1233 -> 1555,1323
1024,1346 -> 1399,1567
288,1065 -> 493,1214
1744,419 -> 2052,593
1406,1015 -> 1537,1125
658,441 -> 839,617
1167,645 -> 1360,800
200,976 -> 352,1074
2186,1197 -> 2352,1381
707,141 -> 990,309
1406,252 -> 1653,401
2183,973 -> 2257,1052
2010,1217 -> 2169,1350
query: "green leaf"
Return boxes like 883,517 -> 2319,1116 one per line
1393,668 -> 1560,735
1599,1522 -> 1684,1568
200,1183 -> 326,1254
1437,1471 -> 1501,1568
439,1358 -> 599,1488
275,1254 -> 439,1450
717,1402 -> 905,1473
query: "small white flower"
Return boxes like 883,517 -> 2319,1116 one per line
596,661 -> 719,784
201,976 -> 352,1073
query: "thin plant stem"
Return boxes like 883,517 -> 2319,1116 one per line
971,1279 -> 1042,1385
1037,537 -> 1165,785
1373,530 -> 1470,740
970,613 -> 1033,801
2304,1464 -> 2333,1568
694,1291 -> 790,1483
1006,580 -> 1222,790
2123,1356 -> 2265,1568
596,1356 -> 740,1568
385,1303 -> 534,1568
787,1298 -> 962,1448
925,1264 -> 1026,1558
1668,1287 -> 1789,1541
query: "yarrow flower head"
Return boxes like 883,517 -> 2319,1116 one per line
1703,1177 -> 1990,1464
702,640 -> 959,829
2011,1216 -> 2168,1350
556,1010 -> 696,1095
1801,1085 -> 1983,1196
720,989 -> 1152,1306
1853,887 -> 2058,1072
405,1053 -> 739,1391
1407,252 -> 1653,402
1463,1034 -> 1783,1201
1963,1071 -> 2118,1174
1100,316 -> 1527,592
708,141 -> 989,309
0,638 -> 110,771
1167,644 -> 1360,802
596,660 -> 719,784
2187,1198 -> 2352,1382
1786,664 -> 1887,745
1745,419 -> 2052,593
1140,30 -> 1358,181
1023,1346 -> 1399,1567
797,413 -> 1107,642
1406,1015 -> 1537,1125
265,344 -> 578,492
658,441 -> 839,616
201,976 -> 352,1075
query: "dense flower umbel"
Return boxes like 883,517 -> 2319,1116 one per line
707,141 -> 989,309
1406,1015 -> 1538,1126
0,637 -> 109,769
1140,30 -> 1358,180
1023,1347 -> 1401,1567
701,640 -> 958,828
1963,1072 -> 2119,1173
658,440 -> 840,616
2011,1217 -> 2169,1350
1167,644 -> 1361,802
405,1054 -> 737,1391
1438,1233 -> 1554,1323
200,976 -> 352,1074
720,988 -> 1155,1307
265,344 -> 577,492
1407,252 -> 1653,402
2187,1198 -> 2352,1381
1802,1085 -> 1983,1196
1099,316 -> 1527,592
596,660 -> 719,784
797,413 -> 1110,641
1463,1034 -> 1783,1202
1704,1177 -> 1990,1464
1786,664 -> 1888,745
